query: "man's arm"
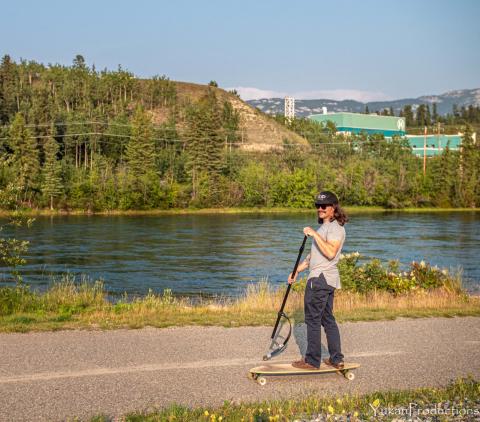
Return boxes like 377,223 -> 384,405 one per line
303,227 -> 341,260
288,253 -> 310,284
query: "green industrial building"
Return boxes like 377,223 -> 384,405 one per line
308,111 -> 468,156
406,134 -> 463,157
309,112 -> 406,137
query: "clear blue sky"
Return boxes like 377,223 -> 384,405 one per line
1,0 -> 479,101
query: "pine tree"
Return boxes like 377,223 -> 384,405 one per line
432,103 -> 438,123
416,105 -> 426,127
42,130 -> 63,210
8,113 -> 40,202
459,125 -> 480,207
0,55 -> 18,124
125,106 -> 156,178
402,105 -> 414,127
185,90 -> 224,202
425,104 -> 431,126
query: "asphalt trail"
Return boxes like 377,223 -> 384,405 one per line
0,317 -> 479,421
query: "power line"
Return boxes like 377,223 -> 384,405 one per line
0,131 -> 398,147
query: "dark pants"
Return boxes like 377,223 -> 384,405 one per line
304,274 -> 344,368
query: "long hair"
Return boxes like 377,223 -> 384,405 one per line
318,204 -> 349,226
333,204 -> 349,226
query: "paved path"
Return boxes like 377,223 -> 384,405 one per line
1,317 -> 479,421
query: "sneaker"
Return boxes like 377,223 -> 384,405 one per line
292,360 -> 318,370
323,358 -> 345,369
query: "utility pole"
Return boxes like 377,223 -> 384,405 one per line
437,122 -> 441,152
423,126 -> 427,176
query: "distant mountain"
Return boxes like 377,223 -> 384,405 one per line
247,88 -> 480,117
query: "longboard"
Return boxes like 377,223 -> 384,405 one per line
249,362 -> 360,385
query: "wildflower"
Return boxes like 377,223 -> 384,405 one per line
372,399 -> 380,408
442,269 -> 448,275
218,417 -> 222,421
420,260 -> 426,268
354,411 -> 359,417
336,399 -> 342,404
204,411 -> 209,416
328,405 -> 335,414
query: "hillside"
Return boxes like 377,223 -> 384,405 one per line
1,55 -> 478,211
248,88 -> 480,117
153,81 -> 309,151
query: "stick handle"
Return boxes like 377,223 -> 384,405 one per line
270,235 -> 307,339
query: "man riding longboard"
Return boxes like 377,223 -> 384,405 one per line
289,191 -> 347,371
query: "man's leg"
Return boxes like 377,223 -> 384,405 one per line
304,277 -> 330,368
321,285 -> 344,364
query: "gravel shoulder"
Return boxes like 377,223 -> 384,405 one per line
0,316 -> 479,421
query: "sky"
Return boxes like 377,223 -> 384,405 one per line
1,0 -> 479,102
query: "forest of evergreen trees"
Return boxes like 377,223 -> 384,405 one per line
1,55 -> 479,210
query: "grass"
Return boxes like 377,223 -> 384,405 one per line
85,376 -> 480,421
0,275 -> 479,333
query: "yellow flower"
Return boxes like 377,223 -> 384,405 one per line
218,417 -> 222,421
328,405 -> 335,414
354,411 -> 359,417
204,410 -> 209,416
336,398 -> 342,404
372,398 -> 380,408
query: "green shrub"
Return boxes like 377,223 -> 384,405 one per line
0,285 -> 38,315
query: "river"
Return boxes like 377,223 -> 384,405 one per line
1,211 -> 479,296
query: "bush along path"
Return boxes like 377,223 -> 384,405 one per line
1,254 -> 479,332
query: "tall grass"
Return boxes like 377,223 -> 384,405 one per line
0,271 -> 479,332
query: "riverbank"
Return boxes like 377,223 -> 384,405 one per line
0,206 -> 479,217
1,280 -> 479,333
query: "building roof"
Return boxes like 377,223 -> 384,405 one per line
309,112 -> 406,134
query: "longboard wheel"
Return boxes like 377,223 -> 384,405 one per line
344,371 -> 355,381
257,376 -> 267,386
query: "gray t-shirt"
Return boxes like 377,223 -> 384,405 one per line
305,219 -> 345,289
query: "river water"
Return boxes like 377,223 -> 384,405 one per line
1,212 -> 479,296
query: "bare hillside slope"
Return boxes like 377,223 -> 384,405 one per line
151,81 -> 310,151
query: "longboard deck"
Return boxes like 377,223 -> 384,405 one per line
249,362 -> 360,385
